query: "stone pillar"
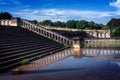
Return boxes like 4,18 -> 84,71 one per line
72,37 -> 80,49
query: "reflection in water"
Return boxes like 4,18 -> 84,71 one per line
12,48 -> 120,73
0,48 -> 120,80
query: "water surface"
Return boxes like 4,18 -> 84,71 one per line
0,48 -> 120,80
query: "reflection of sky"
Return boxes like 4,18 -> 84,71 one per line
1,49 -> 120,80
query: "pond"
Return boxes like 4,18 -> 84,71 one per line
0,48 -> 120,80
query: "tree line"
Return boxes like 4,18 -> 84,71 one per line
31,19 -> 106,30
0,12 -> 12,20
0,12 -> 119,37
30,19 -> 120,37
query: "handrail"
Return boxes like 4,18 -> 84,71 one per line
20,19 -> 73,47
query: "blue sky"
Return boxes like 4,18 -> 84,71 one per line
0,0 -> 120,24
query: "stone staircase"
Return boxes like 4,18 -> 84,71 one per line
0,26 -> 66,71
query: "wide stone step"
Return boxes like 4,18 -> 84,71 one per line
0,43 -> 61,57
0,42 -> 56,53
0,26 -> 66,72
0,46 -> 63,68
0,39 -> 48,46
0,40 -> 57,50
0,47 -> 65,71
0,45 -> 59,60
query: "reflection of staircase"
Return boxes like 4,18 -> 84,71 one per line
0,26 -> 66,71
13,49 -> 73,72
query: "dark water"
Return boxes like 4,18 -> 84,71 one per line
0,48 -> 120,80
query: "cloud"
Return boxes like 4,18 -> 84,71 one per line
10,0 -> 120,24
12,8 -> 120,24
110,0 -> 120,9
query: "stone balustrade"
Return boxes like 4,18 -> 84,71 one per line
0,19 -> 18,26
0,19 -> 119,48
46,27 -> 111,38
20,19 -> 73,47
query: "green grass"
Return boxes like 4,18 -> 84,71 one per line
20,59 -> 30,65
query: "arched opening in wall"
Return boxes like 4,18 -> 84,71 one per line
38,29 -> 41,33
53,34 -> 55,40
33,27 -> 35,31
100,33 -> 102,38
104,33 -> 106,38
44,31 -> 46,36
28,26 -> 29,29
46,32 -> 49,37
41,30 -> 43,34
64,39 -> 67,44
49,33 -> 51,38
96,32 -> 98,38
36,28 -> 38,32
61,38 -> 64,43
55,35 -> 58,40
58,37 -> 60,41
67,40 -> 70,46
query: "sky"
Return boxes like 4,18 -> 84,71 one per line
0,0 -> 120,24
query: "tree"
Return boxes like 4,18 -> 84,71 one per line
107,18 -> 120,30
112,27 -> 120,37
76,20 -> 88,29
0,12 -> 12,19
66,20 -> 77,28
30,20 -> 38,24
41,20 -> 53,26
53,21 -> 64,27
107,18 -> 120,37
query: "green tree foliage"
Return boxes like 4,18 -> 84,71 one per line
38,19 -> 105,29
53,21 -> 65,27
41,20 -> 53,26
107,18 -> 120,37
0,12 -> 12,19
76,20 -> 88,29
107,18 -> 120,30
112,27 -> 120,37
30,20 -> 38,24
66,20 -> 77,28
